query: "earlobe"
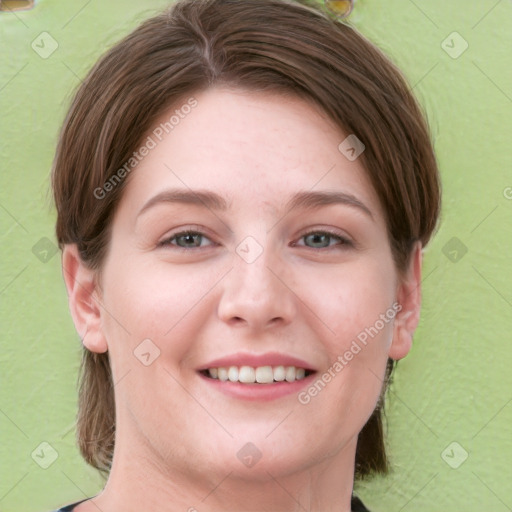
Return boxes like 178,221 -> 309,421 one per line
62,245 -> 108,354
389,242 -> 423,360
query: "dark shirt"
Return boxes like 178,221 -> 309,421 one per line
351,496 -> 371,512
53,498 -> 88,511
54,496 -> 370,511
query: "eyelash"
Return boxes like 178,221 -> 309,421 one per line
158,228 -> 353,251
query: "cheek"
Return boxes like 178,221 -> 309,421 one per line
293,259 -> 397,424
100,258 -> 222,366
298,258 -> 397,352
98,259 -> 220,423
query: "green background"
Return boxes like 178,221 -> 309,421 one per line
1,0 -> 511,510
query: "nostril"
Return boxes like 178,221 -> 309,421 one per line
0,0 -> 35,12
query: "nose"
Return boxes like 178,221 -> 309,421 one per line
217,242 -> 297,331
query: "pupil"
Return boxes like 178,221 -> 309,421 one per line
308,233 -> 328,247
181,234 -> 200,246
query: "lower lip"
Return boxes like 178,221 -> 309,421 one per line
198,372 -> 316,401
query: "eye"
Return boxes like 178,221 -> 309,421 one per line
295,230 -> 352,249
158,230 -> 214,249
157,228 -> 351,251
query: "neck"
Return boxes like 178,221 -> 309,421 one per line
88,417 -> 357,512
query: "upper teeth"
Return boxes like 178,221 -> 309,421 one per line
207,366 -> 307,384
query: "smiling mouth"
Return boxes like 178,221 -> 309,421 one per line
199,365 -> 315,384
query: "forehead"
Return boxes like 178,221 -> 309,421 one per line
119,86 -> 383,219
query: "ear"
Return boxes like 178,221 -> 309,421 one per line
62,244 -> 108,354
388,241 -> 422,360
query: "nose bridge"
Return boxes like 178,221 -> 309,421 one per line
236,237 -> 274,294
233,235 -> 280,303
217,234 -> 295,329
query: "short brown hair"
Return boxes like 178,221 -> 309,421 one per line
52,0 -> 441,480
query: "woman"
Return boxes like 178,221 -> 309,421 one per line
51,0 -> 441,510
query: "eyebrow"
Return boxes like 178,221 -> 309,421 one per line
138,189 -> 229,217
137,188 -> 372,219
285,190 -> 373,218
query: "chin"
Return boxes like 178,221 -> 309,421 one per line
203,433 -> 332,480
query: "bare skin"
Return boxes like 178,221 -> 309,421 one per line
63,87 -> 422,512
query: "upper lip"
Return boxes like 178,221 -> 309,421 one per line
198,352 -> 316,371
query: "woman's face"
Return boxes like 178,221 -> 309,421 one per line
69,87 -> 420,483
